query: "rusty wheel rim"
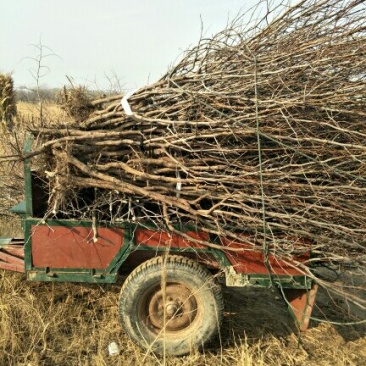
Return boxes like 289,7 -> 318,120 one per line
142,283 -> 198,333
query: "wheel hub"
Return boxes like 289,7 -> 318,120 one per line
147,283 -> 198,332
165,301 -> 179,318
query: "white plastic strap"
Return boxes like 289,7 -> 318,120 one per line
176,170 -> 182,198
121,89 -> 138,116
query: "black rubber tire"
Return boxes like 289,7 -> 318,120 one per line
118,255 -> 223,356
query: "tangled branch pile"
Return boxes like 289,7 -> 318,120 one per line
25,0 -> 366,267
60,80 -> 95,121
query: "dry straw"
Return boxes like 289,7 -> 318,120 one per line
0,73 -> 17,131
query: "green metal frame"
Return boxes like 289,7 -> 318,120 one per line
0,238 -> 14,246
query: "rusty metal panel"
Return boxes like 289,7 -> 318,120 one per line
134,229 -> 208,249
283,284 -> 318,331
221,237 -> 308,276
224,250 -> 307,275
31,226 -> 124,269
0,245 -> 24,258
0,239 -> 25,273
0,260 -> 25,272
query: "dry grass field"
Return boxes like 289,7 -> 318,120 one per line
0,103 -> 365,366
0,269 -> 365,366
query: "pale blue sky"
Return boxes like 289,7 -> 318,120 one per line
1,0 -> 273,91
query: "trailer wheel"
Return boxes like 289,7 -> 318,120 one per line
118,255 -> 223,356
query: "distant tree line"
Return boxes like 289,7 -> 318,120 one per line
15,87 -> 107,104
15,87 -> 60,103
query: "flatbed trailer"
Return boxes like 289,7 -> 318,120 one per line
0,139 -> 318,356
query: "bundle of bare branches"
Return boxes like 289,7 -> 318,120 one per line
21,0 -> 366,269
